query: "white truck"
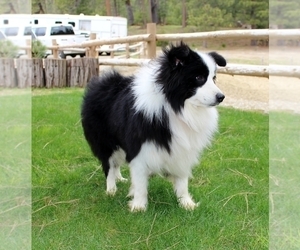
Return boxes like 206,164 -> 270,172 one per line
31,14 -> 128,55
0,14 -> 128,39
32,24 -> 88,58
0,25 -> 32,57
0,13 -> 128,56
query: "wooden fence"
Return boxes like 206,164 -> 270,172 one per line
0,57 -> 98,88
1,24 -> 300,88
81,25 -> 300,79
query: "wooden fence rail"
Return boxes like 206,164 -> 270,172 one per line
98,58 -> 300,78
62,25 -> 300,78
155,29 -> 270,42
24,25 -> 300,61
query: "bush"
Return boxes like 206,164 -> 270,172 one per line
31,40 -> 47,58
0,40 -> 19,58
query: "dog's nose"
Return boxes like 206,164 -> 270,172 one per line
216,93 -> 225,103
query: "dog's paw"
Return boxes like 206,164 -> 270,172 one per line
128,199 -> 147,212
178,196 -> 199,211
117,176 -> 128,182
106,186 -> 117,196
127,185 -> 135,198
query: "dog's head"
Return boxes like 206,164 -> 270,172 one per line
156,42 -> 226,113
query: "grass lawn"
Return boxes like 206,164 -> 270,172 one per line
32,89 -> 268,249
269,112 -> 300,249
0,90 -> 31,249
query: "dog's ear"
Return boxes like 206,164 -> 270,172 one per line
166,42 -> 191,67
208,52 -> 227,67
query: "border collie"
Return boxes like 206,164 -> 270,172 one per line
81,42 -> 226,212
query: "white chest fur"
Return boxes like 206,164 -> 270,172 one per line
133,104 -> 219,178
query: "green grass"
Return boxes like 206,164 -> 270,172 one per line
32,89 -> 268,249
269,112 -> 300,249
0,89 -> 31,249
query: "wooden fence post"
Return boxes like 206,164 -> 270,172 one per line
26,39 -> 31,58
67,58 -> 99,87
44,59 -> 67,88
126,43 -> 130,58
110,44 -> 114,58
146,23 -> 156,59
0,58 -> 17,87
143,42 -> 147,58
16,59 -> 44,88
52,39 -> 59,59
31,59 -> 44,87
16,59 -> 31,88
87,33 -> 97,58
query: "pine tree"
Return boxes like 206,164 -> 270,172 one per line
270,0 -> 300,28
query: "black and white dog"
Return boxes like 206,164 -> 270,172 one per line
81,42 -> 226,211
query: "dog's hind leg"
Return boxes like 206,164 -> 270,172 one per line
173,176 -> 199,210
106,150 -> 127,196
102,159 -> 116,196
112,149 -> 127,182
115,165 -> 127,182
106,163 -> 118,196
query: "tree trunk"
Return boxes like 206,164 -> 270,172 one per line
138,0 -> 147,28
182,0 -> 187,28
147,0 -> 152,22
112,0 -> 118,16
125,0 -> 134,25
158,0 -> 167,25
105,0 -> 111,16
151,0 -> 159,24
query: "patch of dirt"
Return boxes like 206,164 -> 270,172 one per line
100,48 -> 300,114
217,74 -> 269,113
270,76 -> 300,113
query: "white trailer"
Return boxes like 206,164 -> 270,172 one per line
0,14 -> 32,26
1,13 -> 127,39
31,14 -> 128,39
0,14 -> 128,55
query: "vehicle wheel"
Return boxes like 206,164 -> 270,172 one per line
59,51 -> 66,59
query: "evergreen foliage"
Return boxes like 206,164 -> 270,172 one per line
29,0 -> 270,29
6,0 -> 300,29
270,0 -> 300,28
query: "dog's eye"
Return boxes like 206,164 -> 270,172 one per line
196,76 -> 205,82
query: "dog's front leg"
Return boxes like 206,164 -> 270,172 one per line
128,160 -> 149,212
173,176 -> 199,210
